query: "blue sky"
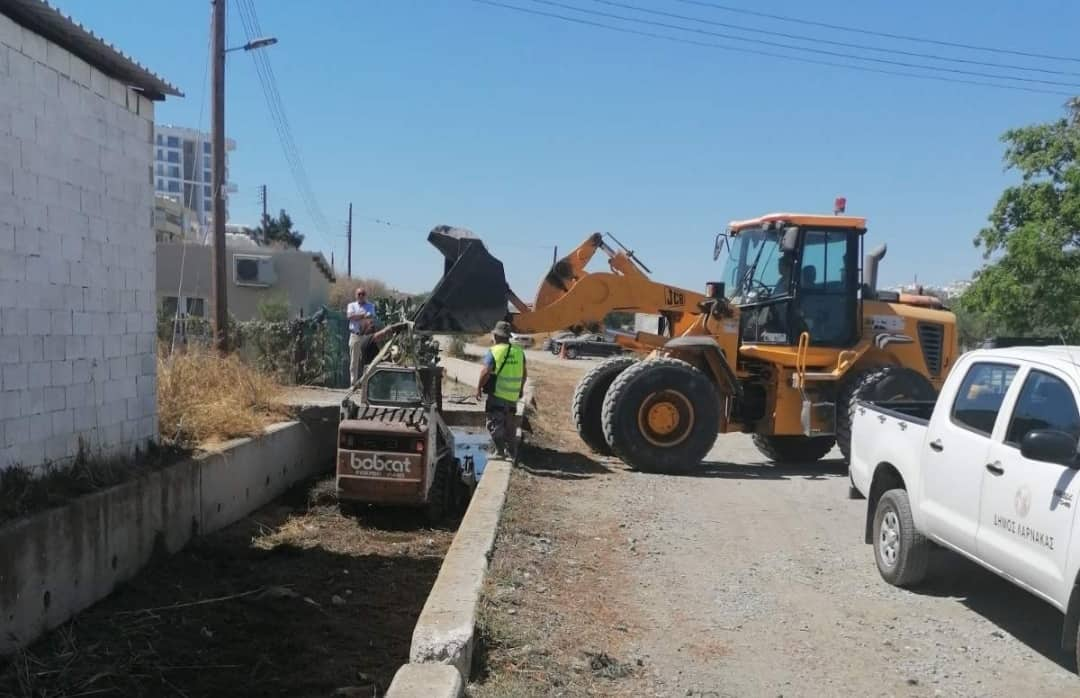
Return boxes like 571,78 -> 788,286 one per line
55,0 -> 1080,295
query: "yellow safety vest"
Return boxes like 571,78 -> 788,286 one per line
490,343 -> 525,403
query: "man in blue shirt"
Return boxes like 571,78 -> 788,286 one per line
347,287 -> 378,385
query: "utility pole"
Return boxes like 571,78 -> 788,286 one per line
258,183 -> 267,223
346,202 -> 353,278
210,0 -> 228,352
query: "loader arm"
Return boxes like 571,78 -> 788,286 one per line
412,226 -> 708,335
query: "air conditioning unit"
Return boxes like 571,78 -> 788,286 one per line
233,254 -> 276,287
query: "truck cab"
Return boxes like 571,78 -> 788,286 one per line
850,347 -> 1080,668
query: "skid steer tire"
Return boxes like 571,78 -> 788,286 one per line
601,356 -> 720,474
572,356 -> 639,456
424,457 -> 451,525
836,366 -> 937,463
752,434 -> 835,464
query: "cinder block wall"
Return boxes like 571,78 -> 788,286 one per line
0,15 -> 158,470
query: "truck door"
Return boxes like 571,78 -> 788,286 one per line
920,361 -> 1019,550
977,367 -> 1080,607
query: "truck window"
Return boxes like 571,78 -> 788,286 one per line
1005,371 -> 1080,446
950,362 -> 1018,436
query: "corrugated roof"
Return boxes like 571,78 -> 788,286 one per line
0,0 -> 181,99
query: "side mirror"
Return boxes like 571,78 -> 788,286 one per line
1020,429 -> 1079,467
713,232 -> 729,261
781,226 -> 799,253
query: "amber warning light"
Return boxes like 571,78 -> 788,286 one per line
834,197 -> 847,215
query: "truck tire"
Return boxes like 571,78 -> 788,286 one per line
751,434 -> 835,464
424,457 -> 450,525
836,366 -> 936,463
601,356 -> 720,474
572,356 -> 638,456
565,346 -> 579,359
873,488 -> 929,587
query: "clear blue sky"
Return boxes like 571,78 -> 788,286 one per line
55,0 -> 1080,295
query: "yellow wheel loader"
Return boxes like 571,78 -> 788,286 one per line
413,213 -> 958,474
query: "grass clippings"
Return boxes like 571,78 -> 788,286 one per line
158,346 -> 290,447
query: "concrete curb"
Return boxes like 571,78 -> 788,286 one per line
0,406 -> 337,655
383,354 -> 524,696
385,663 -> 464,697
405,458 -> 511,679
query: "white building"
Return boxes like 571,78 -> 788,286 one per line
152,124 -> 235,231
0,0 -> 180,469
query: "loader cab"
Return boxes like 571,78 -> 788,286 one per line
721,214 -> 865,348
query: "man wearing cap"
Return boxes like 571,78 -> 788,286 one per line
475,321 -> 527,458
347,287 -> 379,385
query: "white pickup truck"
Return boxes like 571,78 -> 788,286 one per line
850,346 -> 1080,669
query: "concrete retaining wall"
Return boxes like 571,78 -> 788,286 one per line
0,406 -> 337,654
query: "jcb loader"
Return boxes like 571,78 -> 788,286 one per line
412,213 -> 958,475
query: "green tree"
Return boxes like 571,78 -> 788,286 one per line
261,209 -> 305,249
962,100 -> 1080,341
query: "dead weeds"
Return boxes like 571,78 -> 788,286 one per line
158,346 -> 291,447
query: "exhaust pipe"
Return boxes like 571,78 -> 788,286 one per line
411,226 -> 512,334
863,243 -> 886,298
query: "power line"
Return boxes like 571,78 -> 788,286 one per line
589,0 -> 1080,78
671,0 -> 1080,64
468,0 -> 1074,96
524,0 -> 1080,88
233,0 -> 333,247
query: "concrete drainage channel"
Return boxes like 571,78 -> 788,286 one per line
386,357 -> 531,697
0,356 -> 525,696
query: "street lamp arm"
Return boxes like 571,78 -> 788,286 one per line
224,36 -> 278,53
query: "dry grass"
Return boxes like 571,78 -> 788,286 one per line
158,346 -> 290,447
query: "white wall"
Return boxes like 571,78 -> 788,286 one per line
0,15 -> 158,469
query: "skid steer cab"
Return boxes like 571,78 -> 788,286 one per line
411,209 -> 958,475
337,362 -> 475,523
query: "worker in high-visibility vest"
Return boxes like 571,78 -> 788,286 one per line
475,320 -> 527,458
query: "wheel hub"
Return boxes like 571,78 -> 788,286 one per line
636,390 -> 695,447
646,402 -> 680,435
879,510 -> 900,568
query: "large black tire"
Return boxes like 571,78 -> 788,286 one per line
752,434 -> 835,464
873,488 -> 929,587
424,457 -> 451,525
572,356 -> 639,456
601,357 -> 720,474
836,366 -> 936,463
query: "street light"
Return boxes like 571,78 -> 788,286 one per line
225,36 -> 278,53
210,0 -> 278,351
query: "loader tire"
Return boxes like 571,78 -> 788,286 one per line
836,366 -> 936,463
572,356 -> 639,456
424,456 -> 451,525
601,356 -> 719,474
752,434 -> 835,464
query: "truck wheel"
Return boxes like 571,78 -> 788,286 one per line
572,356 -> 638,456
601,357 -> 720,474
751,434 -> 835,464
424,457 -> 450,525
565,346 -> 578,359
836,366 -> 936,463
873,488 -> 929,587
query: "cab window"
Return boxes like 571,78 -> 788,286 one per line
365,370 -> 422,404
951,362 -> 1018,435
1005,370 -> 1080,446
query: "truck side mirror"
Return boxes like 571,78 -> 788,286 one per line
1020,429 -> 1079,467
713,232 -> 729,261
781,227 -> 799,253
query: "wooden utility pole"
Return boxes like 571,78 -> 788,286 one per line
346,202 -> 353,278
210,0 -> 228,351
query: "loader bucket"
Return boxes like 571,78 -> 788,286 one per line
411,226 -> 510,333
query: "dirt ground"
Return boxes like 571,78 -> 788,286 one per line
469,361 -> 1080,697
0,479 -> 454,698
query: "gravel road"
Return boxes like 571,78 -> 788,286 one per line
473,362 -> 1080,697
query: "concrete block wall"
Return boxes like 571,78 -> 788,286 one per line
0,15 -> 157,470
